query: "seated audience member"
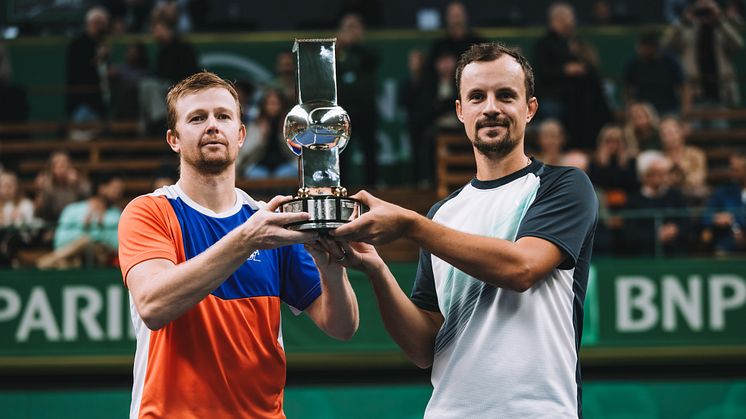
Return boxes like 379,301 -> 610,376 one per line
622,151 -> 689,256
37,174 -> 124,269
237,88 -> 297,179
588,123 -> 639,197
659,115 -> 708,200
624,102 -> 662,155
532,118 -> 566,165
34,151 -> 91,225
702,153 -> 746,254
0,171 -> 37,266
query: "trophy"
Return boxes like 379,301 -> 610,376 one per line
280,38 -> 367,231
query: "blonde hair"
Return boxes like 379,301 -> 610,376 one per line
166,71 -> 242,134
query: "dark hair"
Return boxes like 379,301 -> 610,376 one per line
455,42 -> 535,102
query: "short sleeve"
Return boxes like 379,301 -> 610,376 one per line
516,168 -> 598,270
410,196 -> 455,313
410,247 -> 440,313
280,244 -> 322,314
118,196 -> 182,286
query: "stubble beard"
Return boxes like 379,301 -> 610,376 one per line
183,148 -> 233,175
472,128 -> 519,158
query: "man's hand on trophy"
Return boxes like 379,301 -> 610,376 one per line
243,195 -> 319,249
304,237 -> 346,275
306,237 -> 382,273
332,190 -> 418,245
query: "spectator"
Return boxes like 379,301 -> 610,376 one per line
0,171 -> 34,228
271,50 -> 297,103
152,13 -> 199,84
336,13 -> 379,186
430,51 -> 460,130
237,88 -> 297,179
65,6 -> 110,124
533,2 -> 611,150
588,123 -> 639,195
623,31 -> 687,115
659,116 -> 708,200
532,118 -> 566,165
624,102 -> 661,155
398,49 -> 435,187
0,171 -> 37,267
661,0 -> 744,114
37,174 -> 124,269
425,1 -> 486,86
622,151 -> 689,256
234,79 -> 260,124
0,43 -> 30,140
33,151 -> 91,225
702,153 -> 746,254
110,41 -> 149,119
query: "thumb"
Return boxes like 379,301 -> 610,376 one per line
264,195 -> 293,212
349,190 -> 376,207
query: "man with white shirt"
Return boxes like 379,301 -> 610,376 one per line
333,43 -> 598,418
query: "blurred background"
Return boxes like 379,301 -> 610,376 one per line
1,0 -> 745,418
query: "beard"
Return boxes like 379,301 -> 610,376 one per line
472,116 -> 519,158
182,139 -> 234,175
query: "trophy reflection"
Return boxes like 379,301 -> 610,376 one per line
280,38 -> 367,231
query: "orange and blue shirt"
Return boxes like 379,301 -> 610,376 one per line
118,184 -> 321,419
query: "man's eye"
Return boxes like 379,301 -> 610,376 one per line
218,114 -> 230,119
190,116 -> 205,122
470,94 -> 484,101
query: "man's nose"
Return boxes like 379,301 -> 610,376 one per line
206,114 -> 220,134
482,95 -> 500,116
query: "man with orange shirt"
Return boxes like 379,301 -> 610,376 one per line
117,71 -> 359,418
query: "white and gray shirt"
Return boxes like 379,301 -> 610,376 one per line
411,159 -> 598,419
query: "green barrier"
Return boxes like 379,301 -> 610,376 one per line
1,380 -> 745,419
1,259 -> 745,370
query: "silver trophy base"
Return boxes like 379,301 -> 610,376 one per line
281,195 -> 367,232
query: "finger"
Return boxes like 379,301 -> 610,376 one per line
331,215 -> 368,238
319,237 -> 345,259
264,195 -> 294,212
282,230 -> 319,245
349,190 -> 374,206
268,211 -> 312,225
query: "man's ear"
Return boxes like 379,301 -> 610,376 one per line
527,97 -> 539,123
455,99 -> 464,123
166,129 -> 180,153
238,123 -> 246,148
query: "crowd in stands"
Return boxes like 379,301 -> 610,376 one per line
1,0 -> 745,268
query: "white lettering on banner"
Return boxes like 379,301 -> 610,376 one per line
107,286 -> 122,339
616,275 -> 746,332
709,275 -> 746,330
0,285 -> 134,343
662,276 -> 702,331
63,286 -> 104,341
617,276 -> 658,332
0,287 -> 21,321
16,287 -> 60,341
